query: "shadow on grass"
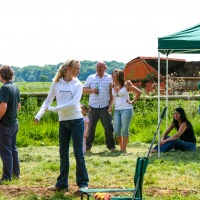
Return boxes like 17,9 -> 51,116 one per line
84,150 -> 127,157
148,145 -> 200,164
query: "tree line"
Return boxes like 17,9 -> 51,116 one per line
9,60 -> 125,82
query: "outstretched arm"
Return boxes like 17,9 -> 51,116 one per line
35,83 -> 56,121
161,123 -> 174,141
160,122 -> 187,145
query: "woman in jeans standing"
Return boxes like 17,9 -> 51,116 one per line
112,69 -> 141,152
35,59 -> 89,191
152,107 -> 196,153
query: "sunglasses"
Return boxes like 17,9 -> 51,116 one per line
112,71 -> 118,75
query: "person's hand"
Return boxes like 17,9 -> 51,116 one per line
160,140 -> 166,146
35,118 -> 39,124
126,99 -> 133,104
108,106 -> 112,113
92,88 -> 99,94
126,80 -> 132,86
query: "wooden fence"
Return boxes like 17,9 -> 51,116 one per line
20,92 -> 200,102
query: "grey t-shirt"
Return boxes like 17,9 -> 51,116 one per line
0,82 -> 20,125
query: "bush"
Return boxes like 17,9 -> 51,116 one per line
17,97 -> 200,147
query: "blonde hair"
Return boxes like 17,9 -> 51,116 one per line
53,59 -> 80,82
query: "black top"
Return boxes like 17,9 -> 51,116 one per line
0,82 -> 20,125
179,127 -> 196,144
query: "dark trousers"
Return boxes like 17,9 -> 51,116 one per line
86,106 -> 115,150
56,118 -> 89,189
153,137 -> 196,153
0,123 -> 20,180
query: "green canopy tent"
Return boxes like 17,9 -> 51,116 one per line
157,23 -> 200,156
158,23 -> 200,55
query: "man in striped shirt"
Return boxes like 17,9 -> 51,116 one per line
83,61 -> 116,152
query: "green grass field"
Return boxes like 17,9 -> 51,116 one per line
0,144 -> 199,200
0,82 -> 199,199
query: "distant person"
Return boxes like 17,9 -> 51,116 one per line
83,61 -> 115,152
151,107 -> 196,153
0,65 -> 21,184
35,59 -> 89,191
112,69 -> 141,152
81,104 -> 89,154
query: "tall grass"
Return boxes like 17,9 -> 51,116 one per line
15,82 -> 52,92
17,95 -> 200,147
13,82 -> 200,146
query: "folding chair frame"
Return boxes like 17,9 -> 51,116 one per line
80,107 -> 167,200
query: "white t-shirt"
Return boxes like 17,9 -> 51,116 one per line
112,87 -> 133,110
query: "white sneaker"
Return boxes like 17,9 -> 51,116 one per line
47,185 -> 68,192
79,186 -> 88,190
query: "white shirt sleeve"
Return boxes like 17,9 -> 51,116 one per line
35,83 -> 56,120
84,75 -> 93,88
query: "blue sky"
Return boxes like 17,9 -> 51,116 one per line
0,0 -> 200,67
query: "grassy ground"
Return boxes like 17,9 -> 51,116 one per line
0,143 -> 199,200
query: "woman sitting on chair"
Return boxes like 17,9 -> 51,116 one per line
151,107 -> 196,153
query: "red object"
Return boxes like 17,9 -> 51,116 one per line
124,57 -> 165,94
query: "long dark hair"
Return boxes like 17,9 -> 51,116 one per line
112,69 -> 124,87
173,107 -> 193,130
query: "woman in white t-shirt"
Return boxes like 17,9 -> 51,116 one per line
112,69 -> 141,152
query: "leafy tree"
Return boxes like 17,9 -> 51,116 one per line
10,60 -> 125,82
40,75 -> 48,82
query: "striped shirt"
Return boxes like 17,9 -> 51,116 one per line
84,73 -> 112,108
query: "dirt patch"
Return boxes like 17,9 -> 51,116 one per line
0,185 -> 198,199
0,184 -> 80,199
145,187 -> 198,197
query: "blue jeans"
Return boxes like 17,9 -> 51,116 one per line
114,109 -> 133,137
0,123 -> 20,180
153,137 -> 196,153
56,118 -> 89,189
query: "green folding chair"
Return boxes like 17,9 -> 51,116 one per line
80,157 -> 148,200
80,107 -> 167,200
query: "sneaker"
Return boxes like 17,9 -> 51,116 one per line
13,174 -> 19,179
47,185 -> 68,192
79,186 -> 88,191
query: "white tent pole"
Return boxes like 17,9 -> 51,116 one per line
166,55 -> 169,128
158,52 -> 161,157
